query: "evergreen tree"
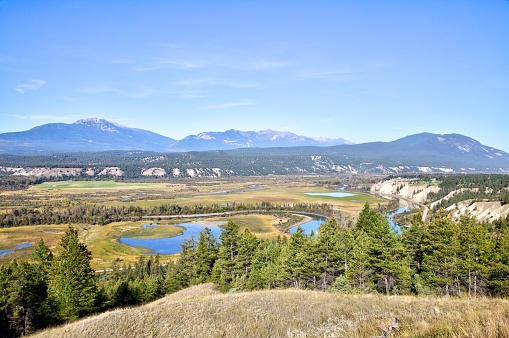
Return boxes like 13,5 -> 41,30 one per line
457,215 -> 493,296
247,238 -> 285,290
316,218 -> 353,290
164,238 -> 197,293
0,260 -> 49,336
491,220 -> 509,296
212,220 -> 240,291
346,230 -> 372,291
420,210 -> 461,296
351,203 -> 411,294
48,225 -> 98,321
192,228 -> 218,285
231,229 -> 259,289
31,238 -> 53,275
402,217 -> 425,273
280,227 -> 318,288
29,239 -> 56,329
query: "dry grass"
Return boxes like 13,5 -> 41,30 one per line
30,285 -> 509,338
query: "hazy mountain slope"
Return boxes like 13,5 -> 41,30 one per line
0,118 -> 177,154
0,119 -> 352,155
1,120 -> 508,173
169,129 -> 351,151
232,133 -> 509,170
1,132 -> 508,177
31,284 -> 509,338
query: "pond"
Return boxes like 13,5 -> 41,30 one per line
0,243 -> 32,258
119,215 -> 328,254
119,222 -> 223,255
289,216 -> 326,236
305,192 -> 358,198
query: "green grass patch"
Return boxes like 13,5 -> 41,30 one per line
32,180 -> 163,190
122,222 -> 185,239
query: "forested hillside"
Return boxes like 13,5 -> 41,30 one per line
1,131 -> 508,179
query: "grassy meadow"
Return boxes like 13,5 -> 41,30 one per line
17,177 -> 380,214
30,283 -> 509,338
32,180 -> 165,190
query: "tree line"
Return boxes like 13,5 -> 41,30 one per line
164,204 -> 509,298
0,201 -> 333,228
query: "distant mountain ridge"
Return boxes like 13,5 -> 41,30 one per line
1,118 -> 508,174
0,118 -> 177,154
0,117 -> 352,154
171,129 -> 353,151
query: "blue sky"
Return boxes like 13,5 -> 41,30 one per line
1,1 -> 508,151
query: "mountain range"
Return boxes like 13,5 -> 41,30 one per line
0,118 -> 508,175
0,118 -> 351,155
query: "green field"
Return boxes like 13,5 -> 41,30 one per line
32,180 -> 164,190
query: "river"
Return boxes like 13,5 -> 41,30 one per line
387,208 -> 410,234
118,190 -> 410,254
119,215 -> 326,255
289,215 -> 326,236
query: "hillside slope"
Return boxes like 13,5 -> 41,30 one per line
0,118 -> 351,155
31,284 -> 509,338
0,118 -> 177,154
169,129 -> 351,151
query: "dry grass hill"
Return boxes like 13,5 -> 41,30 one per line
30,284 -> 509,338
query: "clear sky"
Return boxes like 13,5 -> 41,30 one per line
1,1 -> 508,151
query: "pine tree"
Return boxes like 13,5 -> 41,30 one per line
231,229 -> 259,289
316,218 -> 353,290
458,215 -> 493,296
192,227 -> 218,285
346,230 -> 372,291
164,237 -> 197,292
212,220 -> 240,291
402,217 -> 425,273
247,238 -> 285,290
31,238 -> 53,275
351,203 -> 411,294
420,210 -> 461,296
0,260 -> 49,336
48,225 -> 98,321
490,218 -> 509,296
280,226 -> 317,289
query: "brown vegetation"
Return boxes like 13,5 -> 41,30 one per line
31,284 -> 509,338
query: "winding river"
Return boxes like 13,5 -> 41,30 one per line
387,208 -> 410,234
118,191 -> 408,254
289,215 -> 326,236
119,216 -> 326,255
